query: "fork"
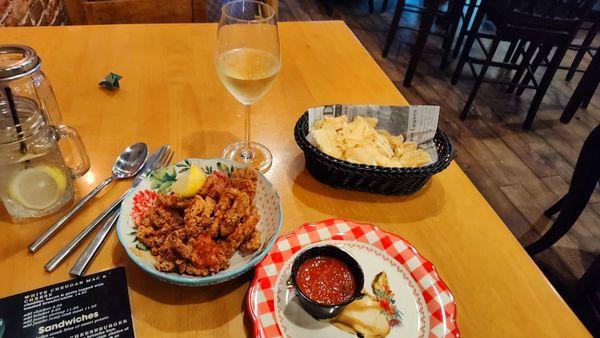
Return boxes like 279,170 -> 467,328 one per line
69,147 -> 174,277
44,146 -> 173,273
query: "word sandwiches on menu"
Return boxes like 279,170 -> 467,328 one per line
0,267 -> 134,338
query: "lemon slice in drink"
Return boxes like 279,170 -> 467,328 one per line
170,165 -> 206,197
9,165 -> 67,210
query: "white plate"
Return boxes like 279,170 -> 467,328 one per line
116,158 -> 282,286
247,219 -> 459,338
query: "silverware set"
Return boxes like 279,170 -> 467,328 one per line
29,143 -> 174,277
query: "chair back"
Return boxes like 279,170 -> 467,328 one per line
488,0 -> 597,43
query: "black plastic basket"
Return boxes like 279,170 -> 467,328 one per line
294,111 -> 455,195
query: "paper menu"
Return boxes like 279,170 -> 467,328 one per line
0,267 -> 134,338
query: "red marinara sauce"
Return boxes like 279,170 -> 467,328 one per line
296,256 -> 356,305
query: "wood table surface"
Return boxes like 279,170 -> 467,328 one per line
0,21 -> 591,337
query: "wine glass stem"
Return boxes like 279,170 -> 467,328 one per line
241,104 -> 253,160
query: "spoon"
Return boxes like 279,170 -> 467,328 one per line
28,142 -> 148,253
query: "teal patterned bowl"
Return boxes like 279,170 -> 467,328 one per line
116,158 -> 282,286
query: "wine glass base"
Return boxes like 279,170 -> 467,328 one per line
222,141 -> 273,173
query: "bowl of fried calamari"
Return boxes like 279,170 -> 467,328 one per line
116,158 -> 282,286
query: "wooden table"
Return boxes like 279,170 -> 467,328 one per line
0,22 -> 591,338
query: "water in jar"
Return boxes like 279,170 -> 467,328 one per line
0,136 -> 73,219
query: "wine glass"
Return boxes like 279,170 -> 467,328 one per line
215,0 -> 280,173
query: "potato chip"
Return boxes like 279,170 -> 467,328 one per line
373,133 -> 394,158
379,129 -> 405,148
374,153 -> 395,167
346,146 -> 377,165
312,128 -> 343,158
400,141 -> 418,152
319,115 -> 348,131
310,115 -> 433,168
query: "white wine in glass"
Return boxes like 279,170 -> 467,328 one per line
216,0 -> 280,173
216,48 -> 280,105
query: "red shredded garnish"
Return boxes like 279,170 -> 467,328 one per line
130,189 -> 158,225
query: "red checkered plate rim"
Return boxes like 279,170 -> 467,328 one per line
246,219 -> 460,338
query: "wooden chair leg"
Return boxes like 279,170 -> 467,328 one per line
581,88 -> 595,108
526,125 -> 600,255
581,56 -> 600,109
515,44 -> 552,96
544,196 -> 565,218
451,4 -> 485,84
452,0 -> 477,58
509,39 -> 524,64
440,0 -> 466,69
503,39 -> 519,63
382,0 -> 405,57
459,36 -> 501,119
381,0 -> 389,13
523,45 -> 569,129
506,42 -> 537,93
566,22 -> 599,81
368,0 -> 374,14
403,0 -> 440,87
561,50 -> 600,123
562,80 -> 590,123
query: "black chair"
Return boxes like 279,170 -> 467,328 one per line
452,0 -> 480,58
451,0 -> 596,129
510,11 -> 599,123
512,4 -> 599,102
382,0 -> 466,86
453,2 -> 535,66
566,3 -> 600,81
561,46 -> 600,123
527,124 -> 600,255
526,124 -> 600,335
504,2 -> 600,95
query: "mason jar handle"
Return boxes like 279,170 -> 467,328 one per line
53,124 -> 90,178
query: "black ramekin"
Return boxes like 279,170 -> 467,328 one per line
290,245 -> 364,319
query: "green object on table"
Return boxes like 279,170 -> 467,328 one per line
99,72 -> 122,90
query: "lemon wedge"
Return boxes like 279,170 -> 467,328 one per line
170,165 -> 206,197
8,165 -> 68,210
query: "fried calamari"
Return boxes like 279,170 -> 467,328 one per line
135,168 -> 261,276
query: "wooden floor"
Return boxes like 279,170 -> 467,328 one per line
278,0 -> 600,288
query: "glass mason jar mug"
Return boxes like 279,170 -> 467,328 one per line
0,97 -> 90,219
0,45 -> 63,126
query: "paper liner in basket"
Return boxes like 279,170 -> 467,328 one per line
307,105 -> 440,164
